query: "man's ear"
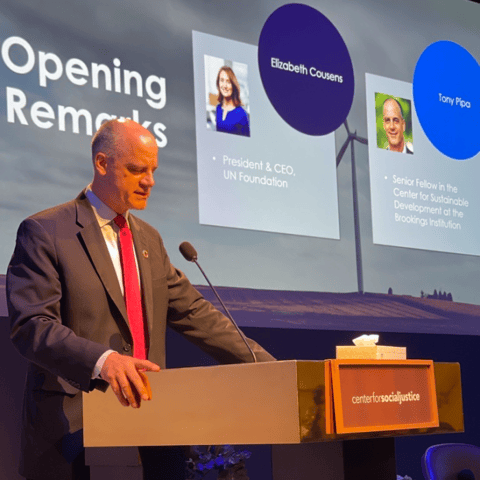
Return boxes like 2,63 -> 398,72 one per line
94,152 -> 108,176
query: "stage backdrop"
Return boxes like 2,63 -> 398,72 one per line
2,1 -> 480,479
1,0 -> 480,308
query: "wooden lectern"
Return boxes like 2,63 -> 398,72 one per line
83,360 -> 463,479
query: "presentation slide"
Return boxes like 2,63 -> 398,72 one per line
3,0 -> 480,307
192,31 -> 339,239
367,67 -> 480,255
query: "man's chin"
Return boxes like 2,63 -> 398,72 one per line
388,140 -> 405,152
387,137 -> 402,147
129,200 -> 148,210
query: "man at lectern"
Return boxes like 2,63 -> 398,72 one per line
6,118 -> 274,480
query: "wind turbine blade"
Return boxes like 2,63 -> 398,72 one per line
353,134 -> 368,145
336,137 -> 350,166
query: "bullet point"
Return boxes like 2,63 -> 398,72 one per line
384,176 -> 388,180
213,157 -> 216,161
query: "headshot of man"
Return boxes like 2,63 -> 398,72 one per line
6,118 -> 273,480
382,97 -> 413,154
215,66 -> 250,137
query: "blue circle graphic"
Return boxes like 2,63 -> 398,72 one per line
413,41 -> 480,160
258,3 -> 354,136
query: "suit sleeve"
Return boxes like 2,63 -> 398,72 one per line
157,237 -> 275,364
7,218 -> 108,392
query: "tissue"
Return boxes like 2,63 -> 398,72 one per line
336,335 -> 406,360
352,334 -> 379,346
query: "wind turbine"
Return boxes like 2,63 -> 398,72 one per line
336,120 -> 368,293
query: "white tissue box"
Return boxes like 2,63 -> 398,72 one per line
336,345 -> 406,360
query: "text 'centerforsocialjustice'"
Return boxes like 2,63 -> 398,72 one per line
391,175 -> 469,230
219,154 -> 295,188
271,58 -> 343,83
351,391 -> 421,406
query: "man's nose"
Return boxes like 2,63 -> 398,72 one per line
141,172 -> 155,188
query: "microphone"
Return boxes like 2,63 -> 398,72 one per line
179,241 -> 257,363
179,241 -> 197,262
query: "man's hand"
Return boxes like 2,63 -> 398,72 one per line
100,352 -> 160,408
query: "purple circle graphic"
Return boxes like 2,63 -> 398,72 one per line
258,3 -> 354,136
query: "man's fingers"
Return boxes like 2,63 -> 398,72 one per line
118,374 -> 139,408
129,360 -> 158,401
138,370 -> 152,400
110,378 -> 129,407
125,368 -> 150,402
99,353 -> 159,406
134,359 -> 160,372
129,376 -> 143,405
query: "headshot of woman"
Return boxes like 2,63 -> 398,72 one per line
215,66 -> 250,137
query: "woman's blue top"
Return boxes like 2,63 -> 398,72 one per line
216,104 -> 250,137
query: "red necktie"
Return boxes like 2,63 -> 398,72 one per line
114,215 -> 146,360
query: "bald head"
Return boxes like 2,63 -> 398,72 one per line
92,119 -> 156,161
91,119 -> 158,214
382,98 -> 406,152
383,98 -> 404,118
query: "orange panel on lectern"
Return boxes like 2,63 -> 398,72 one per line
331,360 -> 439,434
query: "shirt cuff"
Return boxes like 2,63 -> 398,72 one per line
92,349 -> 116,379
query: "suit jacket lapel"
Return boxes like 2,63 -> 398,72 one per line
130,215 -> 154,334
75,194 -> 130,330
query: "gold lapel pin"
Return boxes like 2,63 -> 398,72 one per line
143,250 -> 149,258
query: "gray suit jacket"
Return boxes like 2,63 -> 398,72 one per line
7,191 -> 274,479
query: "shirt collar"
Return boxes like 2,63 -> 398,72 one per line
85,185 -> 129,227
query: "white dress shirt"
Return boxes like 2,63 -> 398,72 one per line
85,186 -> 142,378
